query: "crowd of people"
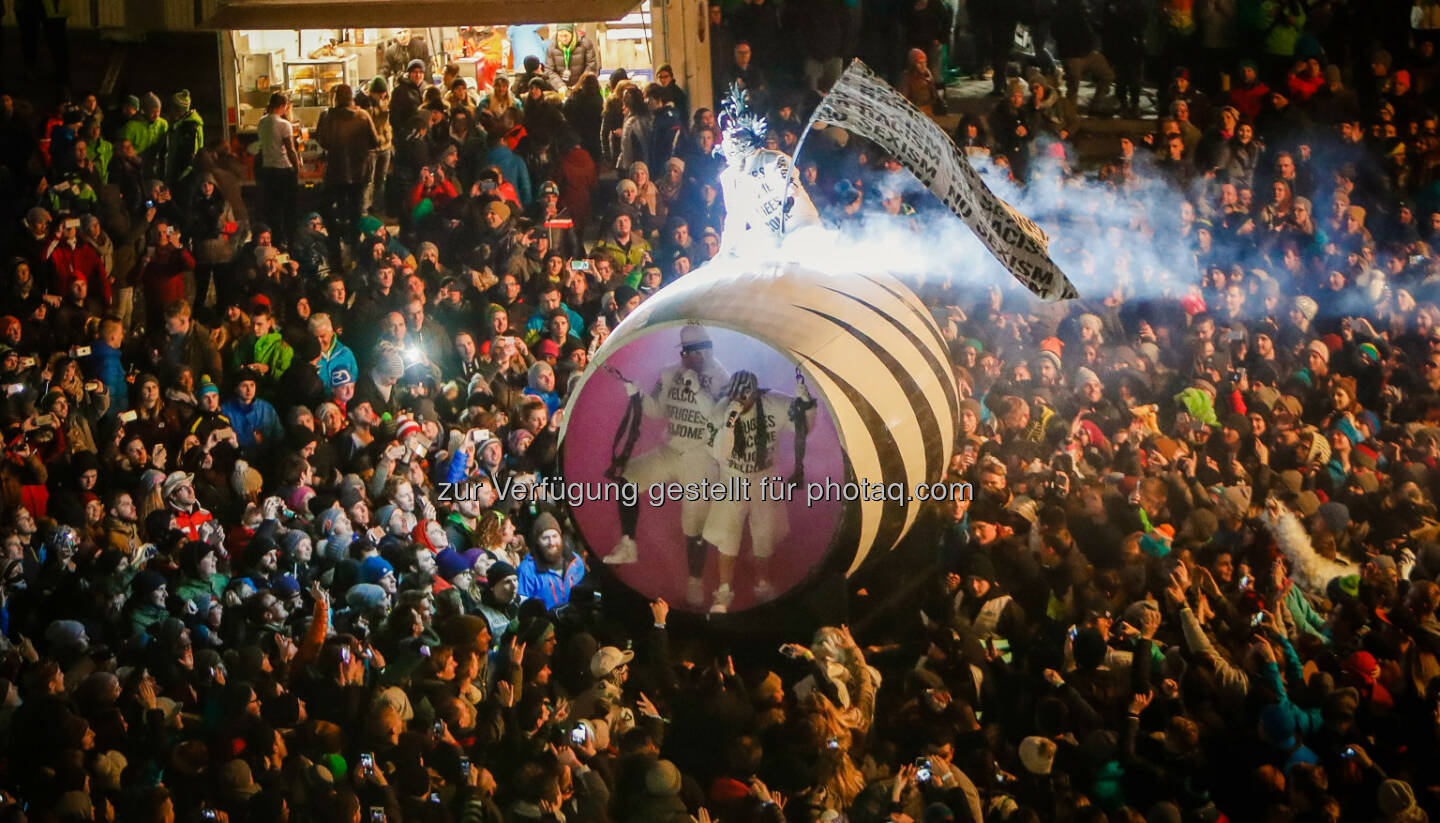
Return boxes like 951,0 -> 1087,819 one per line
1,3 -> 1440,823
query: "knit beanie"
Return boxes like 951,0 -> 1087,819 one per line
1316,501 -> 1349,534
360,555 -> 394,584
436,548 -> 471,580
345,583 -> 389,611
531,511 -> 561,546
375,347 -> 406,381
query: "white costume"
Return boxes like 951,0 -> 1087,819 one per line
703,388 -> 815,557
715,84 -> 820,257
622,359 -> 729,537
718,149 -> 820,256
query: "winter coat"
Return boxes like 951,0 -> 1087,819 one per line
189,186 -> 237,265
316,105 -> 379,185
138,245 -> 195,310
483,143 -> 533,206
47,238 -> 110,303
231,331 -> 294,389
619,112 -> 652,171
220,396 -> 283,451
166,110 -> 205,184
543,32 -> 600,91
315,338 -> 359,389
390,77 -> 425,133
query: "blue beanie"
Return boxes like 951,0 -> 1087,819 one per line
435,548 -> 471,580
345,583 -> 389,611
273,573 -> 301,599
360,556 -> 395,584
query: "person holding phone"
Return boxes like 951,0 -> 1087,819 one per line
136,219 -> 195,332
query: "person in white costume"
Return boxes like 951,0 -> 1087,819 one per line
703,369 -> 815,613
606,326 -> 730,606
715,84 -> 820,256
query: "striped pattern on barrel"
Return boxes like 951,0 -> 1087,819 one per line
562,258 -> 958,579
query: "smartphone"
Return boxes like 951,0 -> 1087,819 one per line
412,441 -> 427,458
145,199 -> 155,209
71,345 -> 92,357
359,752 -> 374,775
18,356 -> 35,369
1251,612 -> 1265,627
1343,746 -> 1356,758
1068,625 -> 1079,642
826,737 -> 839,750
201,811 -> 218,821
429,792 -> 442,804
339,647 -> 351,664
369,808 -> 387,823
472,428 -> 491,444
915,757 -> 932,783
460,757 -> 472,778
570,259 -> 591,272
4,384 -> 23,397
1240,574 -> 1252,589
118,409 -> 138,423
480,179 -> 498,192
571,725 -> 588,745
433,720 -> 444,738
35,414 -> 53,427
84,381 -> 101,392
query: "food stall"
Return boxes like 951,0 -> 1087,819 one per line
228,15 -> 656,134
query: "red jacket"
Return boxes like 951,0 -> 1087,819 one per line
1230,82 -> 1272,121
408,179 -> 460,211
138,246 -> 196,309
1287,72 -> 1324,102
172,502 -> 215,542
558,146 -> 597,230
47,238 -> 111,303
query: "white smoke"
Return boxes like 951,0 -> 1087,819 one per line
739,141 -> 1202,310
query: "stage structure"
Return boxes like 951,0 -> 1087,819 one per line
560,60 -> 1077,614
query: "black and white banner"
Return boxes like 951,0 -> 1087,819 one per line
807,59 -> 1079,302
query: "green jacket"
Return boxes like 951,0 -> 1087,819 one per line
121,115 -> 168,158
45,174 -> 98,215
232,331 -> 294,387
175,573 -> 229,603
91,136 -> 114,183
591,236 -> 651,279
1261,1 -> 1305,56
129,603 -> 171,636
167,110 -> 205,183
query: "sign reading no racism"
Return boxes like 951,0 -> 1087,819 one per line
806,60 -> 1079,302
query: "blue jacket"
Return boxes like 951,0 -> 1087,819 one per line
221,397 -> 283,450
315,339 -> 359,390
517,553 -> 585,610
484,144 -> 533,206
88,341 -> 127,417
524,304 -> 584,337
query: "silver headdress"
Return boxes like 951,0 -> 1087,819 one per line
717,83 -> 767,157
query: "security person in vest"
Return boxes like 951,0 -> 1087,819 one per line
959,551 -> 1026,659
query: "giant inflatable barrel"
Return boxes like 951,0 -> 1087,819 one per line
560,256 -> 959,613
